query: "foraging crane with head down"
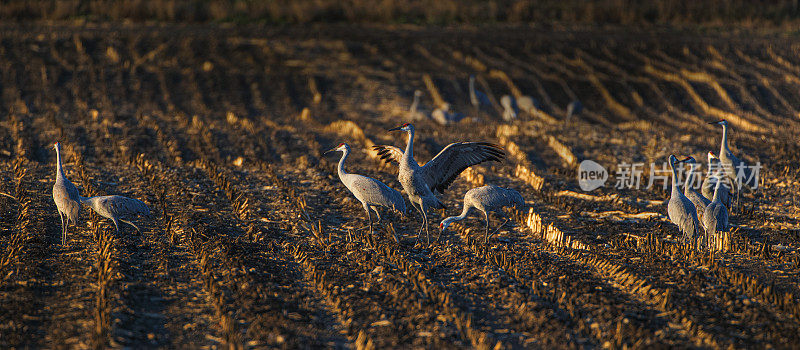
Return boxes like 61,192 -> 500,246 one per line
374,123 -> 505,243
439,185 -> 525,243
325,143 -> 406,234
81,195 -> 150,234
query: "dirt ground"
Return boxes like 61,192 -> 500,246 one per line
0,24 -> 799,349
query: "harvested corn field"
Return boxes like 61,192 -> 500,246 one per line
0,24 -> 799,348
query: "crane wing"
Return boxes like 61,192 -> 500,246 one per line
372,145 -> 403,165
372,145 -> 422,167
420,142 -> 505,194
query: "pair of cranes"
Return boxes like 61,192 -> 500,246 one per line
53,142 -> 150,245
667,119 -> 748,247
327,123 -> 524,244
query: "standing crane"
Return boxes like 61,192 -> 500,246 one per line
709,119 -> 752,190
469,75 -> 491,108
52,142 -> 82,245
516,95 -> 540,115
431,103 -> 466,125
500,95 -> 519,121
667,155 -> 701,245
565,100 -> 583,123
439,185 -> 525,243
703,177 -> 729,238
81,195 -> 150,234
408,90 -> 426,121
325,143 -> 406,234
702,151 -> 731,208
376,123 -> 505,243
681,156 -> 711,222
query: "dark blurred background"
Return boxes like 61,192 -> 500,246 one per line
2,0 -> 799,26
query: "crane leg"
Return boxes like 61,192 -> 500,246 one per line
410,201 -> 425,242
363,203 -> 373,234
112,218 -> 120,235
59,212 -> 66,245
484,211 -> 490,244
371,207 -> 382,223
421,202 -> 430,244
121,219 -> 141,233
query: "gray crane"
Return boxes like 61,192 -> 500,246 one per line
516,95 -> 540,115
52,142 -> 82,245
469,75 -> 491,108
681,156 -> 711,223
439,185 -> 525,243
709,119 -> 752,190
565,100 -> 583,123
408,90 -> 426,121
431,103 -> 466,125
667,155 -> 701,245
500,95 -> 519,121
702,151 -> 731,208
702,177 -> 729,238
325,143 -> 406,234
81,195 -> 150,234
377,123 -> 505,243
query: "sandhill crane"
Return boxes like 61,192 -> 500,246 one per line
500,95 -> 519,121
325,143 -> 406,234
681,156 -> 711,222
703,177 -> 729,238
81,195 -> 150,234
377,123 -> 505,243
469,75 -> 491,108
439,185 -> 525,243
516,95 -> 540,115
709,119 -> 752,190
565,100 -> 583,123
53,142 -> 82,245
408,90 -> 426,121
431,103 -> 466,125
702,151 -> 731,208
667,155 -> 701,245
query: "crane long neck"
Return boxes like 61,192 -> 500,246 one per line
444,204 -> 472,225
670,160 -> 681,195
712,179 -> 722,203
720,124 -> 730,155
469,77 -> 477,99
683,163 -> 694,195
55,146 -> 66,180
403,129 -> 415,164
337,148 -> 349,178
410,93 -> 419,113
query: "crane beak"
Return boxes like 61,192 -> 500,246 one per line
388,126 -> 403,131
323,148 -> 337,155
